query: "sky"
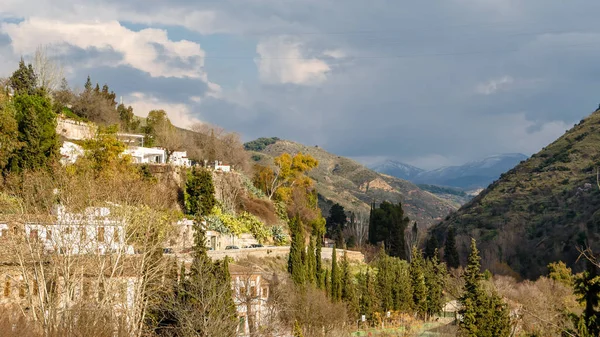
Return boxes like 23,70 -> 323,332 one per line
2,1 -> 600,170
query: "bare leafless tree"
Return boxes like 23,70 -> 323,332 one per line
32,45 -> 64,94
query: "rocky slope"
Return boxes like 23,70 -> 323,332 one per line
249,140 -> 457,229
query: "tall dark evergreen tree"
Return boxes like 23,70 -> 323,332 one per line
306,236 -> 317,286
8,94 -> 59,172
9,58 -> 38,95
330,245 -> 341,301
315,229 -> 324,289
368,201 -> 411,259
425,249 -> 446,317
459,239 -> 510,337
573,260 -> 600,337
444,227 -> 460,269
410,247 -> 428,319
327,203 -> 347,245
288,216 -> 306,285
340,250 -> 358,318
185,168 -> 216,216
424,235 -> 439,260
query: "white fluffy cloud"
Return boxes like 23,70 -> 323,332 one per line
1,18 -> 206,79
255,36 -> 331,85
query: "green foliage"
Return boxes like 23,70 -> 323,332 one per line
547,261 -> 574,287
572,260 -> 600,337
293,320 -> 304,337
243,137 -> 280,151
331,244 -> 341,301
288,216 -> 306,285
444,227 -> 460,269
425,249 -> 447,317
340,250 -> 359,318
375,248 -> 413,313
306,236 -> 317,286
327,203 -> 346,245
8,94 -> 59,172
185,168 -> 216,217
424,235 -> 439,260
368,201 -> 411,259
271,225 -> 289,245
410,248 -> 428,318
117,103 -> 139,132
9,58 -> 38,95
0,99 -> 21,170
459,239 -> 511,337
81,125 -> 127,172
417,183 -> 468,197
205,207 -> 272,244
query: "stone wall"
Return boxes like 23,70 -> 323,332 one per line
207,247 -> 364,263
56,117 -> 95,140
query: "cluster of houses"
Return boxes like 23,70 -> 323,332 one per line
0,205 -> 271,336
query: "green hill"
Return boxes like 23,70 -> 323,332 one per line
249,140 -> 457,229
431,110 -> 600,279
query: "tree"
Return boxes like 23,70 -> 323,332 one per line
425,249 -> 446,317
547,261 -> 574,287
253,152 -> 318,201
80,126 -> 128,173
0,99 -> 21,171
117,103 -> 139,132
288,216 -> 306,285
424,235 -> 439,260
444,227 -> 460,269
331,244 -> 341,301
340,250 -> 359,318
368,201 -> 411,259
153,116 -> 183,162
459,239 -> 511,337
9,58 -> 38,95
293,320 -> 304,337
72,79 -> 119,125
52,77 -> 74,113
326,203 -> 346,245
410,247 -> 428,319
185,168 -> 216,217
32,45 -> 64,94
306,236 -> 317,286
8,94 -> 59,172
572,260 -> 600,337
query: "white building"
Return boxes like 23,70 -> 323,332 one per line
0,206 -> 133,255
169,151 -> 191,167
123,146 -> 166,164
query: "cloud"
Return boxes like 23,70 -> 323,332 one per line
255,36 -> 331,85
1,18 -> 206,78
125,92 -> 200,128
476,76 -> 514,95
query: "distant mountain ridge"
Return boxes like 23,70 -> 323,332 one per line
371,153 -> 528,190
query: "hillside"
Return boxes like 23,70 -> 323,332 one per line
250,140 -> 457,229
431,111 -> 600,279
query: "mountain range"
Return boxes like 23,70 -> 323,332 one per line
371,153 -> 528,191
247,140 -> 458,229
430,110 -> 600,279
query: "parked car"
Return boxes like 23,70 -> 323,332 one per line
249,244 -> 264,248
163,248 -> 174,254
225,245 -> 240,250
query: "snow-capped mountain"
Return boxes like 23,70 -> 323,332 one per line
371,160 -> 425,180
371,153 -> 528,190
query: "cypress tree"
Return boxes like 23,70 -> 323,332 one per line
288,216 -> 306,285
306,236 -> 316,286
410,247 -> 428,319
331,245 -> 341,301
573,260 -> 600,337
324,268 -> 331,295
424,235 -> 439,260
444,227 -> 460,269
376,247 -> 394,312
425,249 -> 446,317
185,168 -> 216,216
315,233 -> 324,289
340,249 -> 358,317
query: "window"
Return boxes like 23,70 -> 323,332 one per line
29,229 -> 39,240
46,230 -> 52,240
250,286 -> 257,297
33,280 -> 38,296
261,286 -> 269,299
64,227 -> 72,235
97,227 -> 105,243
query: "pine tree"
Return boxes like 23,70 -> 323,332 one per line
288,216 -> 306,285
331,244 -> 341,301
185,168 -> 216,216
410,247 -> 428,319
444,227 -> 460,269
84,75 -> 92,91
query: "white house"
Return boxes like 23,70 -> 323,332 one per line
123,146 -> 166,164
169,151 -> 191,167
